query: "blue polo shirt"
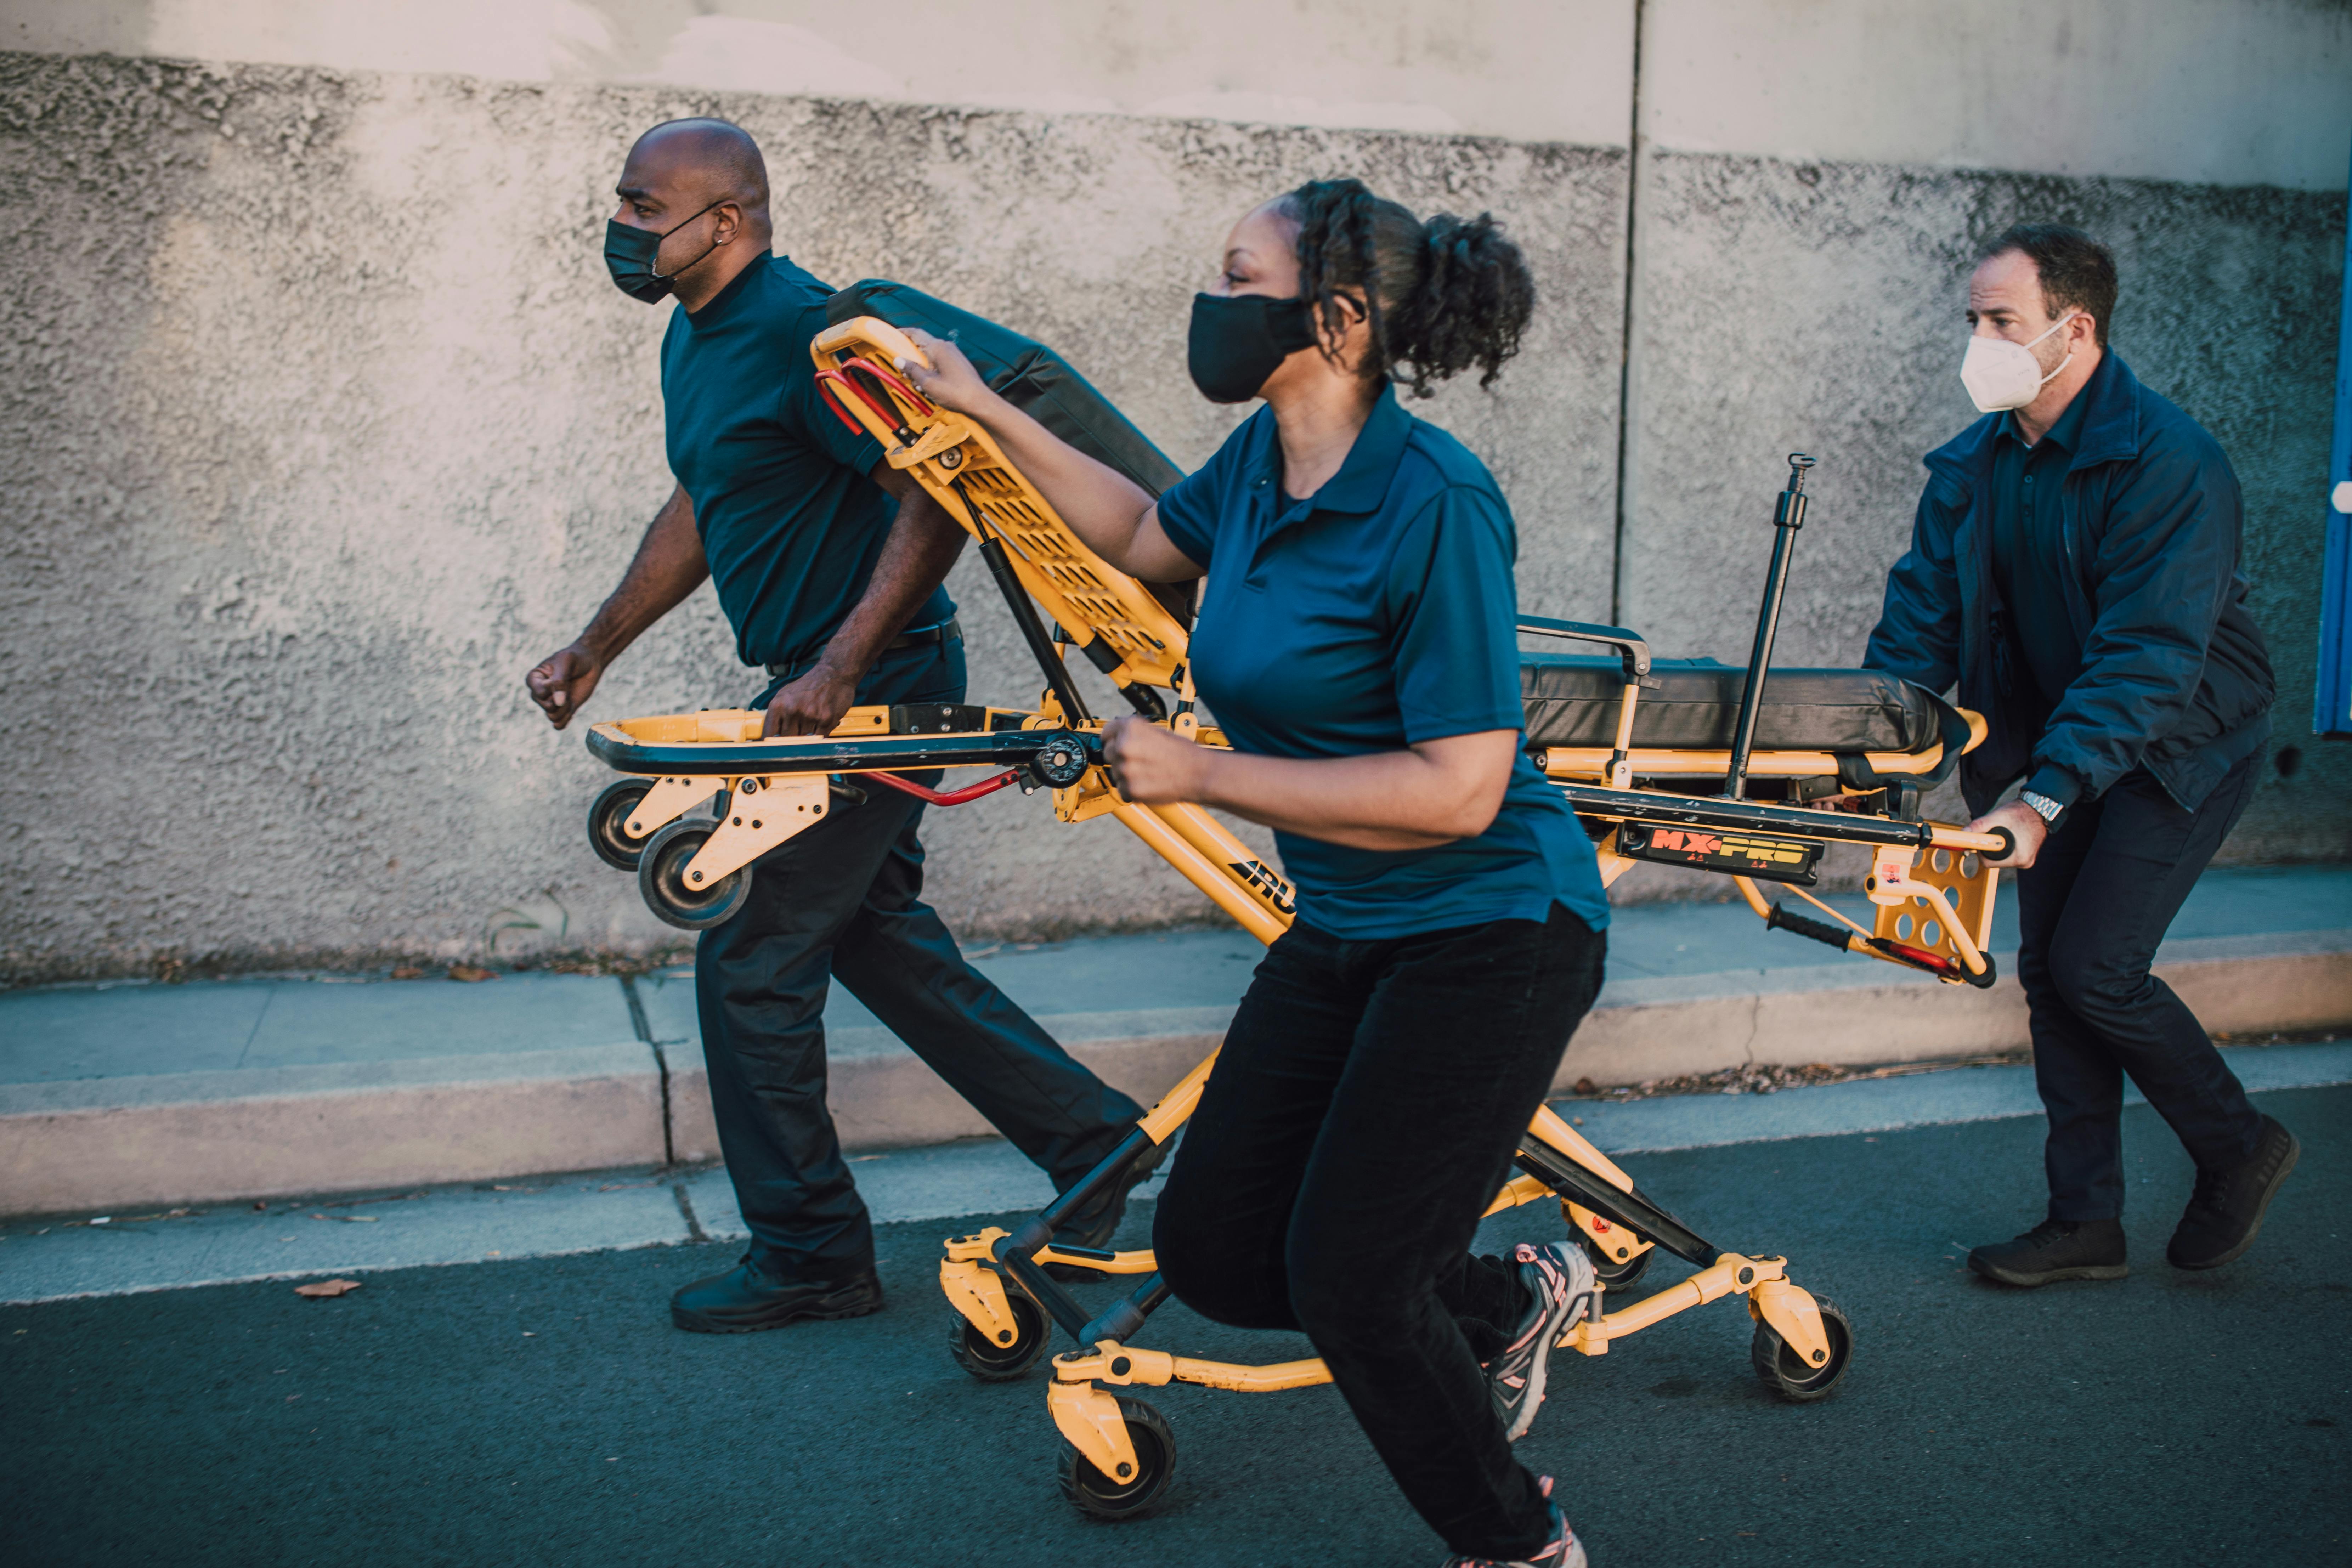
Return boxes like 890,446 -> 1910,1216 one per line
1156,385 -> 1607,940
660,254 -> 953,669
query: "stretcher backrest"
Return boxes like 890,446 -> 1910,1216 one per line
825,279 -> 1193,629
1520,653 -> 1943,754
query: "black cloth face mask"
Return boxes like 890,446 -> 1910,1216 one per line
1186,292 -> 1319,403
604,201 -> 725,303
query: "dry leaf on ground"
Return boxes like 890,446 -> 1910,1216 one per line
390,966 -> 424,980
293,1279 -> 362,1298
447,965 -> 497,983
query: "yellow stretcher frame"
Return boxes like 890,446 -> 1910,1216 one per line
579,316 -> 2010,1519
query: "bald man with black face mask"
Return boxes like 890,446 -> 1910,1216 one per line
527,118 -> 1155,1332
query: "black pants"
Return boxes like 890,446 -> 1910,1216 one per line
695,639 -> 1143,1280
2016,755 -> 2265,1222
1154,902 -> 1606,1561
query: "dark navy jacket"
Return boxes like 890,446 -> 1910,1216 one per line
1863,352 -> 2273,817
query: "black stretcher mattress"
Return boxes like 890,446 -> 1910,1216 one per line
1520,653 -> 1942,754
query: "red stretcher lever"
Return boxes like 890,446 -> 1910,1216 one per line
1866,935 -> 1996,989
1871,937 -> 1958,976
812,367 -> 877,435
853,769 -> 1021,807
838,355 -> 935,418
812,366 -> 915,442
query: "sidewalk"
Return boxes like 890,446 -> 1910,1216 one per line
6,1039 -> 2347,1306
2,867 -> 2346,1218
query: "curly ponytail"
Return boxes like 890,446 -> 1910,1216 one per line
1276,177 -> 1535,396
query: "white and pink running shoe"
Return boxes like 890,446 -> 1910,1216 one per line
1441,1476 -> 1589,1568
1486,1242 -> 1598,1442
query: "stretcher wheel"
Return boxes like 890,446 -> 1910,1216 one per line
1058,1395 -> 1175,1521
1751,1294 -> 1853,1403
1579,1233 -> 1654,1292
636,819 -> 753,931
587,778 -> 656,871
946,1290 -> 1048,1381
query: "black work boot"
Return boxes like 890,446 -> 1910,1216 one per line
669,1252 -> 883,1333
1967,1217 -> 2129,1287
2168,1115 -> 2300,1271
1044,1138 -> 1167,1281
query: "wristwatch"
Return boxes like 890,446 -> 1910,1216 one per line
2019,790 -> 2065,826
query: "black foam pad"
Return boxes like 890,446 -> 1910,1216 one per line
1520,653 -> 1944,754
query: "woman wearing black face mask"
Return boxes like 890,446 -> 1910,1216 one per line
903,179 -> 1607,1568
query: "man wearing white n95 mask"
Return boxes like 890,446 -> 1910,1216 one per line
1864,224 -> 2292,1289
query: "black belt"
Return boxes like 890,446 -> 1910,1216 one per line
764,617 -> 959,679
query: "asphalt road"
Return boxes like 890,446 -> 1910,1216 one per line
6,1086 -> 2345,1567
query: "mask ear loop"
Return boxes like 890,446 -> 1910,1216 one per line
650,200 -> 729,285
2026,311 -> 2081,389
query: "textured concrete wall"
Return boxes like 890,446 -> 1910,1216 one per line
24,0 -> 2350,189
1617,149 -> 2348,861
0,52 -> 1626,981
1640,0 -> 2352,192
3,11 -> 2344,983
13,0 -> 1637,146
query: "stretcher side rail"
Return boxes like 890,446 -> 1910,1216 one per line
1562,782 -> 2015,857
1516,617 -> 1657,788
1516,616 -> 1654,680
583,723 -> 1101,779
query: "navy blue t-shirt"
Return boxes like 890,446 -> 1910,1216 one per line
1155,385 -> 1608,940
660,254 -> 953,669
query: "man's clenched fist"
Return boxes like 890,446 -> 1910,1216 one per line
526,644 -> 604,730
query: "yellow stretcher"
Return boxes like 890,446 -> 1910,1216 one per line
580,315 -> 2013,1521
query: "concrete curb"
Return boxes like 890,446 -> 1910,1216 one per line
10,1045 -> 2348,1307
5,931 -> 2346,1218
662,1008 -> 1237,1163
0,1045 -> 666,1215
664,933 -> 2352,1152
1562,928 -> 2352,1086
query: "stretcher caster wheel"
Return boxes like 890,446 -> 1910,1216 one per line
1751,1294 -> 1853,1403
1578,1233 -> 1654,1292
946,1291 -> 1048,1381
587,778 -> 655,871
1058,1395 -> 1175,1522
637,819 -> 753,931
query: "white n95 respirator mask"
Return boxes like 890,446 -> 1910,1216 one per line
1959,312 -> 2080,413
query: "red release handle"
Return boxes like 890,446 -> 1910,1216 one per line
852,769 -> 1020,807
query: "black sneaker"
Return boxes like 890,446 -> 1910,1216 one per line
1486,1242 -> 1598,1442
1441,1477 -> 1587,1568
1966,1218 -> 2128,1287
2168,1115 -> 2300,1271
1044,1138 -> 1167,1282
669,1253 -> 883,1333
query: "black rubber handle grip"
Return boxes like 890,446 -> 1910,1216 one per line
1986,825 -> 2017,861
1765,902 -> 1853,952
